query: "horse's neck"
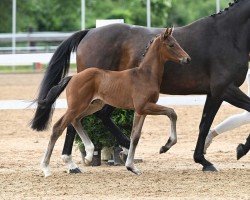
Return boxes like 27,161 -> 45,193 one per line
219,3 -> 250,52
138,40 -> 165,84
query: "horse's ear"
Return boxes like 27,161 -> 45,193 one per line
163,28 -> 173,39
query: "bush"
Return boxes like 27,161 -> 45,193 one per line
75,108 -> 134,150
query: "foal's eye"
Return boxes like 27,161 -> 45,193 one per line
169,44 -> 174,48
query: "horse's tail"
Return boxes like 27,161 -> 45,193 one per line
37,29 -> 89,101
31,76 -> 72,131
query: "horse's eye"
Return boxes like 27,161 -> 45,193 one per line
169,44 -> 174,48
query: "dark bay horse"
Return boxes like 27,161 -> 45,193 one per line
36,0 -> 250,173
31,28 -> 190,176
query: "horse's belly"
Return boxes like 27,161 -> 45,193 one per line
100,94 -> 134,110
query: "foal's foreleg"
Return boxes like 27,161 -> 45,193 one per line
72,120 -> 95,166
138,103 -> 177,154
125,113 -> 146,175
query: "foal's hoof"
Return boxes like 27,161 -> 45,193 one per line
119,152 -> 128,163
236,144 -> 246,160
202,165 -> 218,172
69,167 -> 82,174
84,158 -> 92,166
126,166 -> 142,175
159,146 -> 169,154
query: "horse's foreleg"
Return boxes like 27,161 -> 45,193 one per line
137,102 -> 177,154
61,124 -> 81,174
41,115 -> 69,177
222,85 -> 250,160
194,96 -> 222,172
125,113 -> 146,175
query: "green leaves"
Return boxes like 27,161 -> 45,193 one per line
75,109 -> 134,149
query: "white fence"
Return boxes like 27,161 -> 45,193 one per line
0,53 -> 76,66
0,96 -> 208,110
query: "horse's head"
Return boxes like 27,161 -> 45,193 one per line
160,28 -> 191,64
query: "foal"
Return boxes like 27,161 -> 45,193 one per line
31,28 -> 191,176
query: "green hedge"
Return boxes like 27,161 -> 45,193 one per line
75,109 -> 134,149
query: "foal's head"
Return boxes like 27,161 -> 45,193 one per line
158,28 -> 191,64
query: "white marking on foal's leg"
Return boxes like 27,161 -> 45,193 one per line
125,143 -> 141,175
73,120 -> 95,166
84,144 -> 95,165
61,154 -> 81,173
121,147 -> 129,155
40,162 -> 51,177
160,110 -> 177,154
119,147 -> 129,163
125,114 -> 145,175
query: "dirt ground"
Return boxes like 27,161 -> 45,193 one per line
0,73 -> 249,200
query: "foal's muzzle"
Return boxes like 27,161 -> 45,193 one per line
180,57 -> 191,64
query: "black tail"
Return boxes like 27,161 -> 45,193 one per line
37,29 -> 89,101
31,76 -> 72,131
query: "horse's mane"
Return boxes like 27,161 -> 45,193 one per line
142,36 -> 157,58
210,0 -> 245,17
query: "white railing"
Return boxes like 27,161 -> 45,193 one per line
0,32 -> 74,42
0,52 -> 76,66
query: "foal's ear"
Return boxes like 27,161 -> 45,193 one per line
163,28 -> 173,39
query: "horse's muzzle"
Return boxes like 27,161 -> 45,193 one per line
180,57 -> 191,65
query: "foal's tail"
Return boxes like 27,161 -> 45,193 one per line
31,76 -> 72,131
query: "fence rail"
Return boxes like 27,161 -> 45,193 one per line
0,53 -> 76,66
0,32 -> 73,43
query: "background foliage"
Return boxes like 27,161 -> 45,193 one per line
75,109 -> 134,149
1,0 -> 231,33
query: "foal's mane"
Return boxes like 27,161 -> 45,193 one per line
210,0 -> 245,17
141,34 -> 161,60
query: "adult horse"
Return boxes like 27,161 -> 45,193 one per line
36,0 -> 250,173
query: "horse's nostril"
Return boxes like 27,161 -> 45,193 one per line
184,57 -> 191,64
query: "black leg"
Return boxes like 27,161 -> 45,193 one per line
222,85 -> 250,160
223,85 -> 250,111
62,124 -> 76,155
94,105 -> 130,149
237,134 -> 250,160
194,95 -> 222,171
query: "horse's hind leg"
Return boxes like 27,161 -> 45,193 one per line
125,113 -> 146,175
41,114 -> 71,177
237,134 -> 250,160
72,119 -> 95,166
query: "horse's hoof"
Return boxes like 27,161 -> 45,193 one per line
69,167 -> 82,174
202,165 -> 218,172
236,144 -> 246,160
159,146 -> 169,154
126,166 -> 142,175
84,158 -> 91,166
119,152 -> 128,163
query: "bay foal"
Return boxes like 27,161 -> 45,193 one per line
31,28 -> 191,176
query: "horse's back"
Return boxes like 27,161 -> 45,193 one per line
76,24 -> 164,72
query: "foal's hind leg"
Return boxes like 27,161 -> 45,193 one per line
41,114 -> 71,177
137,102 -> 177,154
62,100 -> 104,172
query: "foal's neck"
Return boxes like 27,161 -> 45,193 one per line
138,38 -> 166,83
